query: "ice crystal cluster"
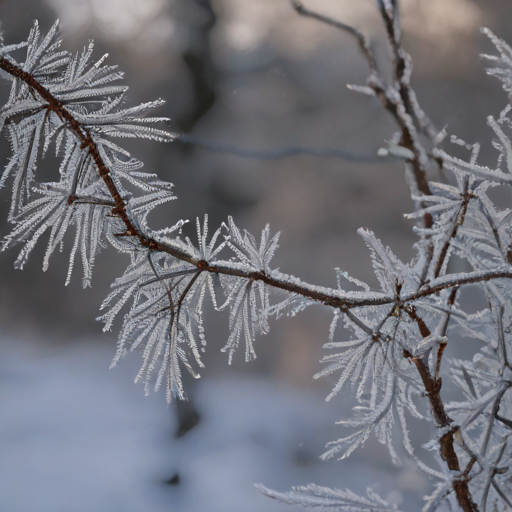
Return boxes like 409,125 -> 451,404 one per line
1,1 -> 512,511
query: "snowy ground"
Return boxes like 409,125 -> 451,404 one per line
0,338 -> 427,512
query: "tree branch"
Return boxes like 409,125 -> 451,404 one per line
433,189 -> 474,279
403,284 -> 479,511
1,61 -> 511,313
403,349 -> 477,510
1,61 -> 511,332
291,1 -> 378,73
0,57 -> 512,320
291,1 -> 433,231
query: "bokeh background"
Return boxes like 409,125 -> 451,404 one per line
0,1 -> 510,511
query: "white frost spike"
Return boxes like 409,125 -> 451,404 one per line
415,334 -> 447,355
99,247 -> 220,402
377,144 -> 414,160
0,20 -> 176,286
488,115 -> 512,173
224,216 -> 280,273
335,267 -> 370,292
184,214 -> 226,263
347,84 -> 376,97
482,27 -> 512,97
255,483 -> 400,512
357,227 -> 420,295
218,217 -> 285,363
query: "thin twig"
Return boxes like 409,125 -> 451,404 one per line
496,304 -> 512,370
291,1 -> 377,73
433,189 -> 474,279
481,439 -> 509,512
292,1 -> 433,231
495,414 -> 512,429
433,287 -> 458,381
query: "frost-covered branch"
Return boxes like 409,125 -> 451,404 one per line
261,4 -> 512,512
2,5 -> 512,512
3,47 -> 509,309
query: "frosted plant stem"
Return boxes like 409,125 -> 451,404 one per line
432,188 -> 473,279
292,2 -> 434,276
404,350 -> 477,511
3,56 -> 512,320
403,287 -> 478,511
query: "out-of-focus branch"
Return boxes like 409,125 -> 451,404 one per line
291,0 -> 378,74
177,134 -> 381,162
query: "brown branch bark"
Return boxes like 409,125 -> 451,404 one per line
0,57 -> 510,321
403,285 -> 478,511
375,2 -> 434,230
403,346 -> 478,511
0,56 -> 389,309
0,70 -> 510,284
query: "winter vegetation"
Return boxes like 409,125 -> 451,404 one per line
1,0 -> 512,511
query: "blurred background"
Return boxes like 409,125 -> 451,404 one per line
0,0 -> 510,510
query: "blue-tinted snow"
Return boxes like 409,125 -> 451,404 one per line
0,338 -> 427,512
